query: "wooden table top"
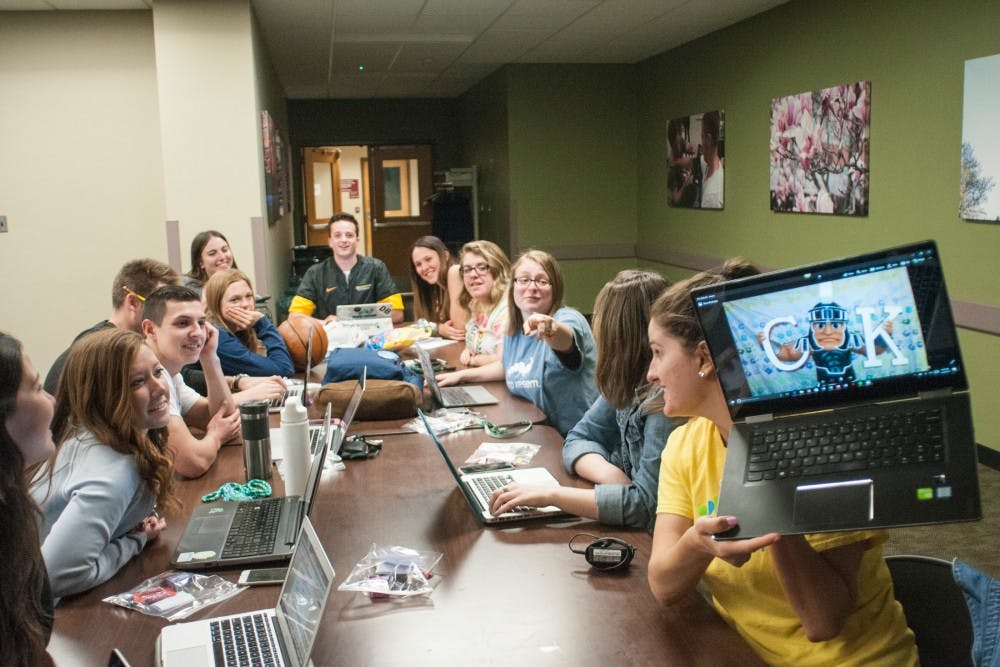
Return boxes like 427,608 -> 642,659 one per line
48,340 -> 764,666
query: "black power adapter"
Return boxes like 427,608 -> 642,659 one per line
568,533 -> 636,571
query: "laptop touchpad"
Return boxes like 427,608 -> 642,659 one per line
793,479 -> 873,529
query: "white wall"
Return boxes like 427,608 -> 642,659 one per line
0,11 -> 166,373
153,0 -> 263,288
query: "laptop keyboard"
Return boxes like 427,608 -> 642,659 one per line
471,473 -> 515,498
309,427 -> 324,454
441,386 -> 477,405
210,612 -> 282,667
746,406 -> 945,482
221,498 -> 283,559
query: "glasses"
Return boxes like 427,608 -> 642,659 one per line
513,276 -> 551,288
122,286 -> 146,302
461,263 -> 490,276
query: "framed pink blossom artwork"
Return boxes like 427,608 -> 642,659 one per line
770,81 -> 870,215
666,110 -> 725,209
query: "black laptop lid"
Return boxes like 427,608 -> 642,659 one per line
691,240 -> 967,420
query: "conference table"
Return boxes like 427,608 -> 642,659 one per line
49,341 -> 765,666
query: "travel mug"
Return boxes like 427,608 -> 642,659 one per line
240,400 -> 272,480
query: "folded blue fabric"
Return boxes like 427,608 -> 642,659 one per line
323,347 -> 423,389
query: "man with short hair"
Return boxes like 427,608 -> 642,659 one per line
142,285 -> 242,478
44,258 -> 178,394
288,213 -> 404,322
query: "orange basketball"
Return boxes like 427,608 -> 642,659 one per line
278,314 -> 327,371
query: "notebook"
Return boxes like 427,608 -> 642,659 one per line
170,411 -> 331,569
156,517 -> 333,667
414,343 -> 498,408
691,240 -> 981,539
418,410 -> 563,525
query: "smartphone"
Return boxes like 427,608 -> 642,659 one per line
238,567 -> 288,586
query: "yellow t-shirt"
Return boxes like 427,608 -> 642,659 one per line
657,417 -> 917,666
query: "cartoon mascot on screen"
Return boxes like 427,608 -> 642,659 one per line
757,298 -> 901,387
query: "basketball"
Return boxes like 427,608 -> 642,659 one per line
278,314 -> 328,371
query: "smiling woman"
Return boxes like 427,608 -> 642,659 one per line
204,268 -> 294,377
30,328 -> 178,600
409,235 -> 465,340
456,240 -> 510,367
183,230 -> 238,293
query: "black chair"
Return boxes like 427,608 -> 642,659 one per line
886,554 -> 973,667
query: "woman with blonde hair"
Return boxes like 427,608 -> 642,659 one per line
0,332 -> 55,666
488,270 -> 678,526
31,328 -> 176,599
409,235 -> 465,340
440,249 -> 597,435
204,268 -> 294,378
645,260 -> 916,665
455,240 -> 511,367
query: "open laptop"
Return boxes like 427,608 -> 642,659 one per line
336,302 -> 393,319
414,343 -> 498,408
170,412 -> 332,569
270,369 -> 366,457
418,410 -> 563,524
691,240 -> 981,539
271,317 -> 320,412
157,517 -> 333,667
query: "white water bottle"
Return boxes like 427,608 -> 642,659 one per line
280,398 -> 311,497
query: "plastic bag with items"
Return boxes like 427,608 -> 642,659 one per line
338,544 -> 443,599
102,570 -> 246,622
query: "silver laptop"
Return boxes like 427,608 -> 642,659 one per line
414,343 -> 498,408
418,410 -> 562,525
269,381 -> 304,413
691,240 -> 981,539
336,302 -> 392,319
270,369 -> 366,456
157,517 -> 333,667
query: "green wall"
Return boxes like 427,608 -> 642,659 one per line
460,69 -> 512,252
634,0 -> 999,451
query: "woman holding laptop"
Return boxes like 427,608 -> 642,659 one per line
30,328 -> 177,599
0,332 -> 55,666
644,260 -> 916,665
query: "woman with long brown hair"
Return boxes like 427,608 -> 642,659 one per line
0,332 -> 56,666
409,235 -> 465,340
182,229 -> 237,292
31,328 -> 177,599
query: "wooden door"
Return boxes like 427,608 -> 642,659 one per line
368,145 -> 433,283
303,147 -> 342,247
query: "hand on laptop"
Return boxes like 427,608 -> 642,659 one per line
490,482 -> 551,515
233,376 -> 287,404
688,515 -> 780,567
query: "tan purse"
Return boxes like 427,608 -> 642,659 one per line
315,379 -> 421,420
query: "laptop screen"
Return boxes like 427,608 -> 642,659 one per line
414,345 -> 444,404
276,518 -> 333,666
691,241 -> 967,419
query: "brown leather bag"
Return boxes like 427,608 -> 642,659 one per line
315,379 -> 422,420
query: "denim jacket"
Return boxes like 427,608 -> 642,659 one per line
562,390 -> 677,531
954,558 -> 1000,667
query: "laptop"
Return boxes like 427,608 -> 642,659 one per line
414,343 -> 498,408
418,410 -> 563,524
170,412 -> 332,569
269,380 -> 304,413
270,369 -> 366,457
157,517 -> 333,667
691,240 -> 981,539
336,302 -> 393,319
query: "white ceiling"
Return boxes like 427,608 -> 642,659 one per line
2,0 -> 789,98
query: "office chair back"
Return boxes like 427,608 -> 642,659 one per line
886,554 -> 973,667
